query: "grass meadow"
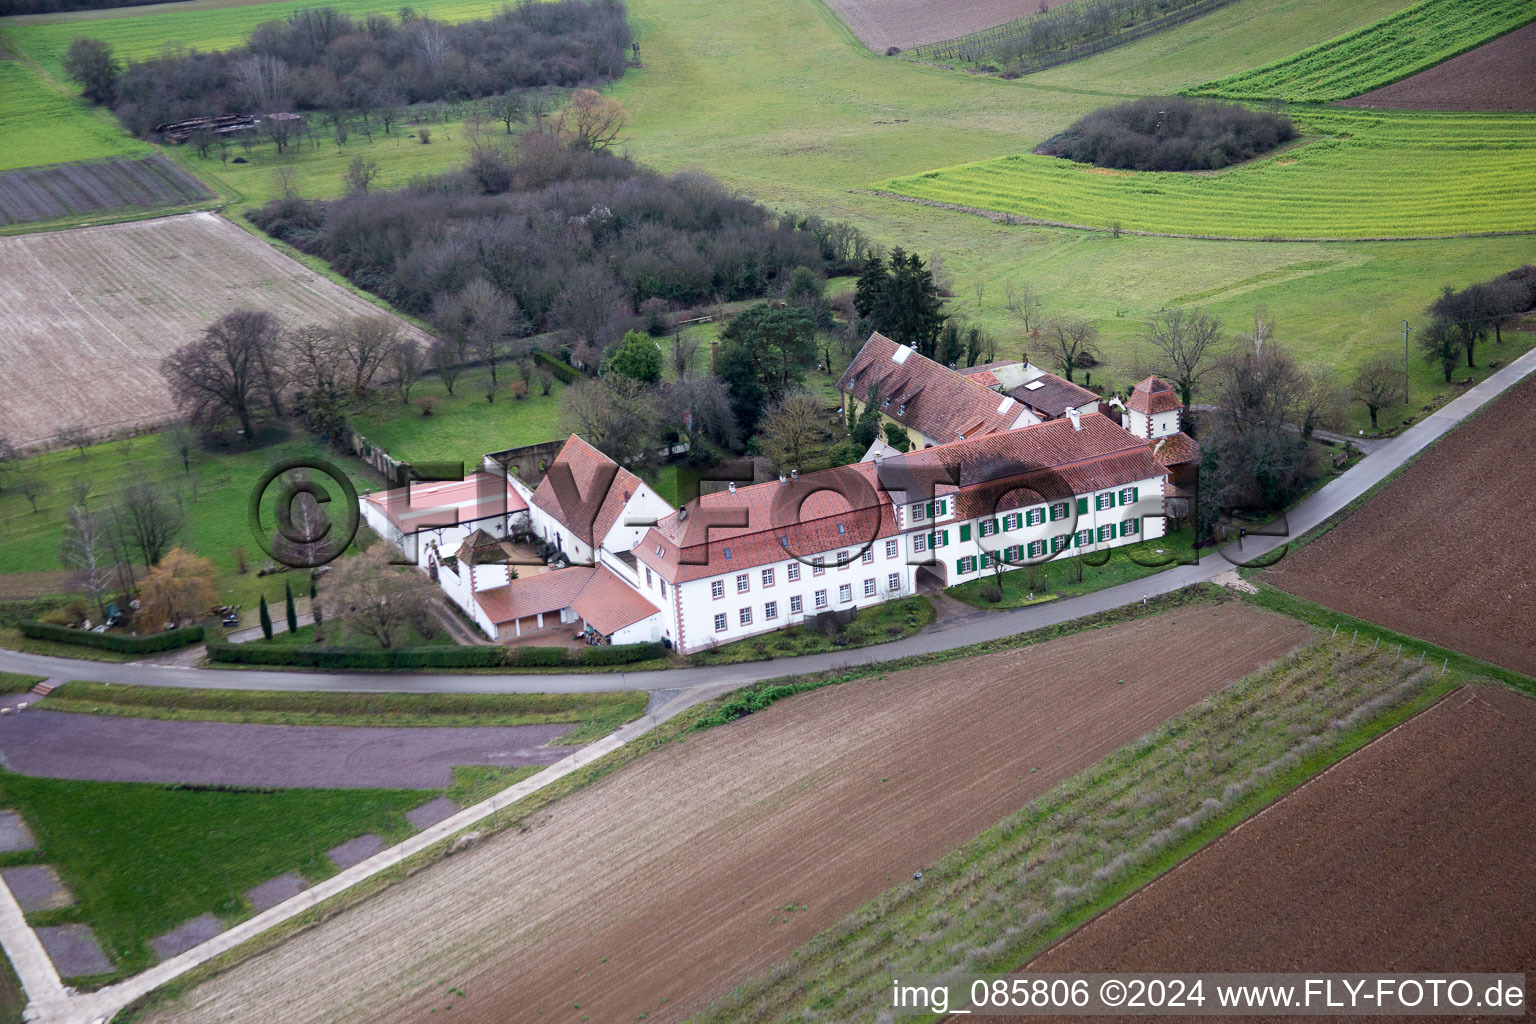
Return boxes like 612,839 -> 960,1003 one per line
0,60 -> 147,171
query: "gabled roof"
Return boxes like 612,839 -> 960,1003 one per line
362,472 -> 527,535
1149,432 -> 1201,467
529,435 -> 645,547
474,565 -> 660,636
635,460 -> 901,583
1005,372 -> 1099,419
1128,376 -> 1183,415
837,332 -> 1023,442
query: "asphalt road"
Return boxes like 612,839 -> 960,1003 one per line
4,347 -> 1531,698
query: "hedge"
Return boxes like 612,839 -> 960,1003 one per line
534,352 -> 582,384
204,640 -> 662,669
20,620 -> 204,654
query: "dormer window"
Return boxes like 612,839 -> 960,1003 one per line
837,523 -> 846,535
723,546 -> 732,559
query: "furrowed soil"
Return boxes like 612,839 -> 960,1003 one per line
1339,21 -> 1536,112
140,602 -> 1308,1024
0,211 -> 428,448
824,0 -> 1077,52
984,684 -> 1536,1020
1264,371 -> 1536,676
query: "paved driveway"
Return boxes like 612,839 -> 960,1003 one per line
0,713 -> 577,789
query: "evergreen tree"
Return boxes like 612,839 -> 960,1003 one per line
850,385 -> 883,450
853,253 -> 887,322
284,579 -> 298,634
853,248 -> 946,357
258,593 -> 273,640
883,422 -> 912,452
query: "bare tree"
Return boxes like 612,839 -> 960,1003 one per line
671,326 -> 699,377
133,548 -> 216,632
343,155 -> 380,195
54,423 -> 92,457
336,314 -> 399,397
321,543 -> 439,648
15,472 -> 49,514
161,310 -> 280,436
555,88 -> 629,151
666,374 -> 740,451
113,478 -> 185,565
1349,355 -> 1405,429
389,337 -> 426,403
429,338 -> 463,395
1041,316 -> 1100,382
1004,281 -> 1043,333
758,389 -> 829,472
1141,307 -> 1224,408
561,376 -> 660,467
549,263 -> 629,366
284,322 -> 343,392
59,504 -> 115,617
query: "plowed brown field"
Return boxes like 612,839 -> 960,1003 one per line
825,0 -> 1076,52
141,602 -> 1307,1024
1265,372 -> 1536,676
990,685 -> 1536,1021
0,212 -> 428,448
1339,22 -> 1536,112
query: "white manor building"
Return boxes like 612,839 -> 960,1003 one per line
363,335 -> 1196,652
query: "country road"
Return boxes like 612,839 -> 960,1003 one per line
3,345 -> 1532,699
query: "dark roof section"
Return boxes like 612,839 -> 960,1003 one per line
837,332 -> 1023,443
1005,372 -> 1100,420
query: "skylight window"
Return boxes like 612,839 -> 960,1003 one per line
1024,380 -> 1046,391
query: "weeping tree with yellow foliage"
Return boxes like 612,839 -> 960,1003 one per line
134,548 -> 216,633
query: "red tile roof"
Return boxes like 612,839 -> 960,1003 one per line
1128,376 -> 1183,415
1007,372 -> 1100,419
1148,432 -> 1201,467
635,460 -> 901,583
963,369 -> 1001,388
363,472 -> 527,535
474,565 -> 660,636
837,332 -> 1024,443
529,435 -> 645,547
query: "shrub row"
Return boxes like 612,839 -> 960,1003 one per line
535,352 -> 583,384
204,640 -> 664,669
20,620 -> 204,653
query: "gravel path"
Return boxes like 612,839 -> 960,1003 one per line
0,713 -> 579,789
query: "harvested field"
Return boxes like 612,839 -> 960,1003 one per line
1339,21 -> 1536,112
0,212 -> 428,448
1002,684 -> 1536,1016
824,0 -> 1075,52
0,154 -> 211,227
1265,371 -> 1536,676
140,602 -> 1309,1024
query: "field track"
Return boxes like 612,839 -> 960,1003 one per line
1265,371 -> 1536,677
0,212 -> 427,448
983,684 -> 1536,1019
1339,21 -> 1536,112
822,0 -> 1075,52
139,603 -> 1309,1024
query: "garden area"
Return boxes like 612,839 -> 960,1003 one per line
948,527 -> 1197,609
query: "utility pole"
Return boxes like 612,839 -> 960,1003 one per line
1402,319 -> 1412,404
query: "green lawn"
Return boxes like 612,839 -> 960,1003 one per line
0,672 -> 43,694
250,621 -> 454,648
948,527 -> 1198,610
0,59 -> 147,171
39,682 -> 647,741
348,369 -> 567,470
445,764 -> 543,807
0,772 -> 435,976
0,430 -> 377,622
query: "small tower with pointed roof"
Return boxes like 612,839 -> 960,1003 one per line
1125,376 -> 1183,440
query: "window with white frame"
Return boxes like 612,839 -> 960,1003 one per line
660,580 -> 667,598
862,547 -> 874,564
645,567 -> 652,586
885,539 -> 899,558
812,556 -> 825,576
1076,529 -> 1094,547
762,567 -> 775,587
863,577 -> 876,597
1049,502 -> 1069,521
739,607 -> 752,626
984,553 -> 997,569
764,600 -> 778,620
1097,523 -> 1116,542
714,613 -> 727,632
787,562 -> 801,582
1052,535 -> 1069,552
1027,507 -> 1045,527
1028,540 -> 1046,558
913,533 -> 928,552
736,573 -> 749,593
1119,487 -> 1136,504
911,503 -> 927,522
1122,517 -> 1140,535
887,572 -> 901,591
980,519 -> 996,537
838,583 -> 852,603
814,589 -> 828,608
790,594 -> 803,614
836,550 -> 850,569
711,579 -> 724,599
1096,492 -> 1115,511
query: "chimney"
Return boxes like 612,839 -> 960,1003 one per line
790,469 -> 799,480
873,453 -> 883,466
1067,406 -> 1082,431
727,481 -> 736,494
779,473 -> 788,485
709,338 -> 718,374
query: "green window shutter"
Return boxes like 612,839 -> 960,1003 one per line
1132,486 -> 1139,503
992,518 -> 1000,533
1108,523 -> 1117,538
955,558 -> 964,574
941,529 -> 949,546
959,524 -> 971,542
1076,497 -> 1088,515
925,501 -> 934,518
927,531 -> 935,548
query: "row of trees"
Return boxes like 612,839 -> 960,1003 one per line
64,0 -> 631,136
1418,268 -> 1533,383
252,136 -> 867,368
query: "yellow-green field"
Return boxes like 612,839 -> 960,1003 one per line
0,59 -> 147,171
879,108 -> 1536,240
